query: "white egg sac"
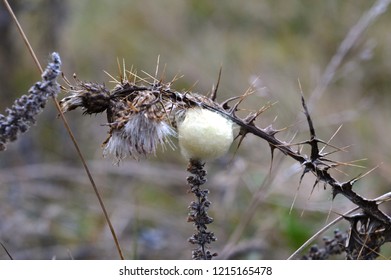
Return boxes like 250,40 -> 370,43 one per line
178,108 -> 234,160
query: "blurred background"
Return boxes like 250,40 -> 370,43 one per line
1,0 -> 391,259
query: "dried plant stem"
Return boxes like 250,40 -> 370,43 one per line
3,0 -> 42,74
3,0 -> 124,260
186,159 -> 217,260
309,0 -> 391,107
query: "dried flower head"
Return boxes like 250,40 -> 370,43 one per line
60,69 -> 180,162
0,52 -> 61,151
102,90 -> 176,161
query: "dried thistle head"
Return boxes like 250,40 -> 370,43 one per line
102,90 -> 176,161
60,71 -> 179,162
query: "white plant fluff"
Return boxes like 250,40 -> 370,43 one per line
177,108 -> 234,160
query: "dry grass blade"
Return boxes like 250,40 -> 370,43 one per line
309,0 -> 391,106
3,0 -> 124,260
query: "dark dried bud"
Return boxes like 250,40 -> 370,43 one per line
60,80 -> 111,114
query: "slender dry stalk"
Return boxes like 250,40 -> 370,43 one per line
3,0 -> 124,260
0,242 -> 13,260
309,0 -> 391,107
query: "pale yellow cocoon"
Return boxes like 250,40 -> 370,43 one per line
177,108 -> 234,160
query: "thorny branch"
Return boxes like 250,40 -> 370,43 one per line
59,66 -> 391,259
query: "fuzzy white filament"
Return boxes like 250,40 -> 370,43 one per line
177,108 -> 234,160
103,114 -> 176,162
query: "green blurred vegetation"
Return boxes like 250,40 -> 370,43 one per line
0,0 -> 391,259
